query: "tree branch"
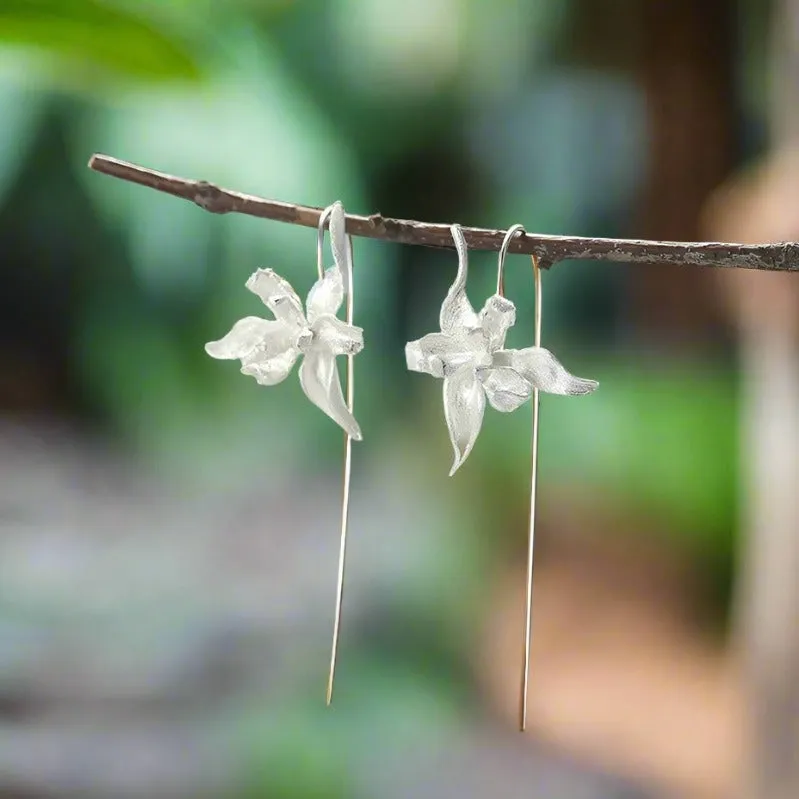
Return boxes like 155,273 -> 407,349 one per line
88,154 -> 799,272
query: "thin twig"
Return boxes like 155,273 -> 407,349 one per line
88,154 -> 799,272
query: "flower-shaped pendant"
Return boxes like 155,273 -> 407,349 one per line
206,261 -> 363,440
406,225 -> 598,474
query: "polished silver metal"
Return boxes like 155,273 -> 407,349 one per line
495,224 -> 600,733
405,223 -> 598,476
406,221 -> 599,730
499,224 -> 541,735
206,201 -> 361,706
323,206 -> 356,707
205,202 -> 363,440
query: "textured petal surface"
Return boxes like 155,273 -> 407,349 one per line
443,366 -> 486,476
245,268 -> 306,327
205,317 -> 290,360
478,366 -> 533,412
405,332 -> 475,378
440,225 -> 478,333
240,346 -> 299,386
312,314 -> 363,355
479,294 -> 516,352
299,349 -> 362,440
306,266 -> 344,322
494,347 -> 599,396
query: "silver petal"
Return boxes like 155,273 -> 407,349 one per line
245,268 -> 306,327
494,346 -> 599,396
306,266 -> 344,322
440,224 -> 478,334
240,346 -> 300,386
479,294 -> 516,352
443,366 -> 486,476
405,332 -> 475,379
205,316 -> 290,360
299,349 -> 362,440
312,314 -> 364,356
478,366 -> 533,412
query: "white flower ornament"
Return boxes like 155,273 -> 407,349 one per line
205,218 -> 363,440
406,224 -> 597,475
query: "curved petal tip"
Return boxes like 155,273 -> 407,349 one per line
204,340 -> 226,359
443,368 -> 486,477
569,377 -> 599,395
299,349 -> 363,440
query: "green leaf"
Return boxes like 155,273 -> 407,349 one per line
0,0 -> 200,82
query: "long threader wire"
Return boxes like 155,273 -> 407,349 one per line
317,206 -> 356,706
496,225 -> 542,732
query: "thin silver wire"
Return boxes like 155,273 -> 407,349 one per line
496,223 -> 526,296
316,204 -> 356,706
497,224 -> 542,732
316,205 -> 334,280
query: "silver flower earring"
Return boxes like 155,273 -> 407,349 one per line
405,224 -> 597,475
205,201 -> 360,704
405,223 -> 523,474
205,202 -> 363,439
406,223 -> 598,730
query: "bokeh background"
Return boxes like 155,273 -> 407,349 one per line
1,1 -> 799,797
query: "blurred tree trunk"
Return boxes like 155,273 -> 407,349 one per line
738,329 -> 799,799
633,0 -> 736,341
728,2 -> 799,797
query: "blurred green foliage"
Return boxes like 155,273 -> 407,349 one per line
0,0 -> 204,82
0,0 -> 748,590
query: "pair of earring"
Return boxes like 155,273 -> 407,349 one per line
205,205 -> 598,729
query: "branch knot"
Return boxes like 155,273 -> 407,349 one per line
193,181 -> 229,214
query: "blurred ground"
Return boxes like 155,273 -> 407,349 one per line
482,533 -> 743,798
0,421 -> 656,799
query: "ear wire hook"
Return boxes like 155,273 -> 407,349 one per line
316,204 -> 334,279
318,203 -> 356,706
497,224 -> 542,733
